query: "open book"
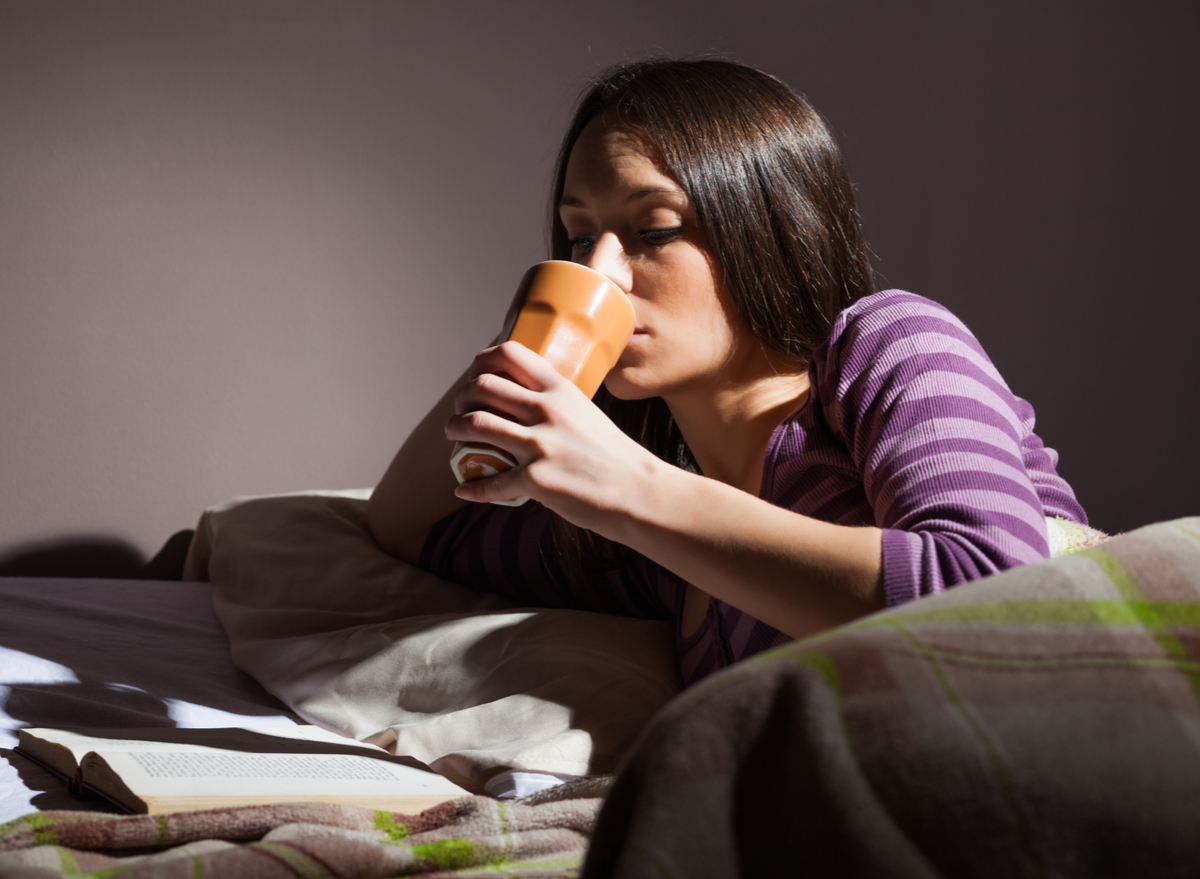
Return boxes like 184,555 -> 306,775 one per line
16,725 -> 470,815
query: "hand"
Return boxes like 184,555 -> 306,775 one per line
446,341 -> 662,533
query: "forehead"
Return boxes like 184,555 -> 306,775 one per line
562,118 -> 680,197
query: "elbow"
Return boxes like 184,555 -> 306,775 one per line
881,523 -> 1039,607
365,493 -> 428,567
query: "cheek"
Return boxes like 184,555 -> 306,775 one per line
612,253 -> 734,382
665,285 -> 738,356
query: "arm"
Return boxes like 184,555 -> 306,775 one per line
366,368 -> 470,565
449,342 -> 884,640
374,342 -> 669,622
449,289 -> 1074,637
813,290 -> 1071,605
608,464 -> 885,639
633,281 -> 1070,629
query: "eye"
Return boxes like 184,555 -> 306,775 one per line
567,235 -> 596,255
639,227 -> 683,246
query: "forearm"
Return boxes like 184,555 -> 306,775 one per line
606,461 -> 885,640
367,369 -> 469,565
442,342 -> 881,637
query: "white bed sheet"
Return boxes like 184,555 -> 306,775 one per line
0,576 -> 299,823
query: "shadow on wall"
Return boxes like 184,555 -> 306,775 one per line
0,531 -> 194,581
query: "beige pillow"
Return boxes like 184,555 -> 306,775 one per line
185,490 -> 682,791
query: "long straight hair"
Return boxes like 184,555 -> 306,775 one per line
545,59 -> 876,578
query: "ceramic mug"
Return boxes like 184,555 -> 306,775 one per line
450,260 -> 636,506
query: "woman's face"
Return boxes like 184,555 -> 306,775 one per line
559,118 -> 753,401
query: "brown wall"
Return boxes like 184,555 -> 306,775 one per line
1,0 -> 1196,565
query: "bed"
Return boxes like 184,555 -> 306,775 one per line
0,490 -> 680,876
0,575 -> 300,823
3,493 -> 1200,877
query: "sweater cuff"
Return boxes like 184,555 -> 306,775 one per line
881,528 -> 923,608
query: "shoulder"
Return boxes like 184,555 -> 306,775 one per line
807,289 -> 1022,449
811,289 -> 1002,401
820,290 -> 985,363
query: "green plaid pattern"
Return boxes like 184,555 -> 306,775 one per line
0,793 -> 600,877
587,518 -> 1200,879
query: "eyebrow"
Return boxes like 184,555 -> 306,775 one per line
559,187 -> 685,209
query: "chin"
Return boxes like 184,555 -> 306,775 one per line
602,372 -> 659,402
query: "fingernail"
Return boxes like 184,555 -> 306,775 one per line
455,484 -> 475,501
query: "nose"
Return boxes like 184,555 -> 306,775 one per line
581,232 -> 633,294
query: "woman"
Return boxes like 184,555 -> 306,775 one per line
367,59 -> 1087,686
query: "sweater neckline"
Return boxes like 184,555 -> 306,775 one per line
758,378 -> 815,501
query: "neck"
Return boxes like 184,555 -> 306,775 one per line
664,361 -> 810,496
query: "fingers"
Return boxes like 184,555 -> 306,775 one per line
456,340 -> 580,423
444,410 -> 534,505
454,372 -> 544,425
446,407 -> 532,448
448,340 -> 589,507
468,341 -> 563,391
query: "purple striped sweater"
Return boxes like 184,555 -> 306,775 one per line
422,290 -> 1087,686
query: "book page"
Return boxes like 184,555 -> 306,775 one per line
14,730 -> 82,781
91,750 -> 468,798
20,725 -> 390,757
20,729 -> 105,764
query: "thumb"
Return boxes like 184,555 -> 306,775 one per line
454,470 -> 531,507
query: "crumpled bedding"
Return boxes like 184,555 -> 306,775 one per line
3,487 -> 1138,877
0,778 -> 612,878
184,490 -> 683,792
584,517 -> 1200,878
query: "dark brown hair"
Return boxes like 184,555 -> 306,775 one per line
546,58 -> 875,577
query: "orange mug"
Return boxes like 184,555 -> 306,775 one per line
450,260 -> 636,506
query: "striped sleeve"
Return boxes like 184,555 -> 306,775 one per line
810,291 -> 1086,606
420,500 -> 670,621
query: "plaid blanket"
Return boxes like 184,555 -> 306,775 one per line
0,779 -> 610,877
586,517 -> 1200,878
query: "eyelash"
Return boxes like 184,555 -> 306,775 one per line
567,228 -> 683,252
640,228 -> 682,244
